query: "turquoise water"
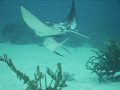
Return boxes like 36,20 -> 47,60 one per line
0,0 -> 120,46
0,0 -> 120,90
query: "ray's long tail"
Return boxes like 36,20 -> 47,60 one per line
70,30 -> 120,51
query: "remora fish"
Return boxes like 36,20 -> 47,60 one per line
43,37 -> 71,57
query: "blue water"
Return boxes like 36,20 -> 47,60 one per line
0,0 -> 120,46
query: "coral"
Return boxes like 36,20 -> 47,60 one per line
0,54 -> 71,90
2,22 -> 42,44
86,37 -> 120,82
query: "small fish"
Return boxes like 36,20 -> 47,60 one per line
43,37 -> 71,57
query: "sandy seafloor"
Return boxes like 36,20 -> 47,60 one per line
0,43 -> 120,90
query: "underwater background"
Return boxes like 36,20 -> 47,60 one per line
0,0 -> 120,47
0,0 -> 120,90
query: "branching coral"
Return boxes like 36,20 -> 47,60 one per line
0,54 -> 71,90
86,37 -> 120,82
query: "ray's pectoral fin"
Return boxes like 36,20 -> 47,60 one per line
20,5 -> 61,37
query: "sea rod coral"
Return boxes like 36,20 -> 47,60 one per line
0,54 -> 73,90
86,37 -> 120,82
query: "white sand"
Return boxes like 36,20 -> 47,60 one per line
0,43 -> 120,90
